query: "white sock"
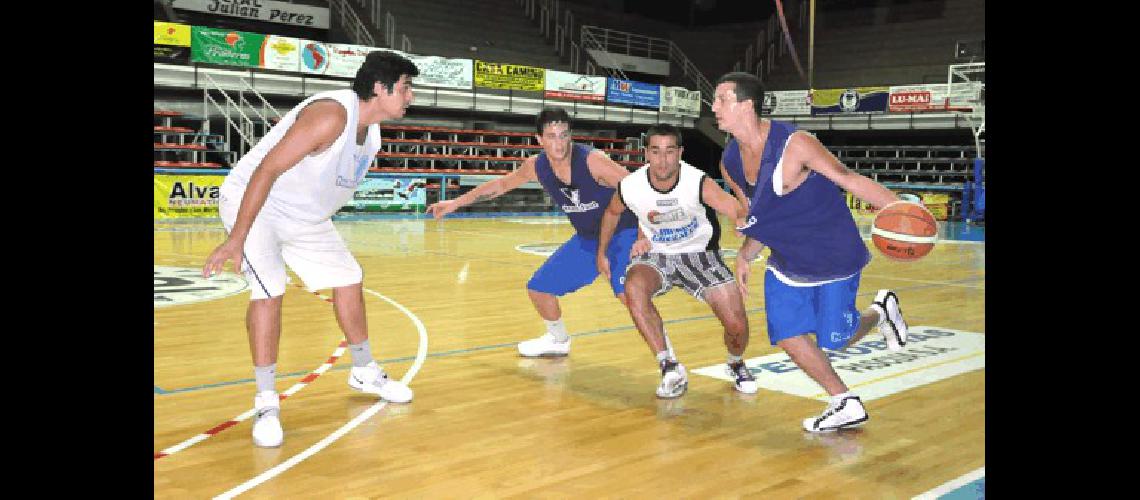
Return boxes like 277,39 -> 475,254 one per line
254,364 -> 277,393
655,350 -> 671,363
727,354 -> 743,365
544,319 -> 569,342
348,339 -> 374,368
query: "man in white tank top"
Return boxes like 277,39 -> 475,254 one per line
201,51 -> 419,448
596,124 -> 756,399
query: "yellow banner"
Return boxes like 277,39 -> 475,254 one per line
849,191 -> 951,221
154,175 -> 224,219
154,21 -> 191,47
921,193 -> 950,205
846,192 -> 879,213
474,60 -> 545,91
926,204 -> 948,220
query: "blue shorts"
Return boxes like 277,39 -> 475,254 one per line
764,269 -> 862,350
527,227 -> 638,297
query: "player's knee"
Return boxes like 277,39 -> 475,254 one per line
776,334 -> 812,351
623,278 -> 652,299
250,293 -> 284,307
724,316 -> 748,337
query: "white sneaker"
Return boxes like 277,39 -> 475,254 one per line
252,390 -> 283,448
726,361 -> 758,394
656,359 -> 688,399
348,361 -> 413,403
872,290 -> 908,351
802,396 -> 869,433
517,333 -> 571,357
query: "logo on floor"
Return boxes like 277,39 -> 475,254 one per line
154,265 -> 248,308
691,326 -> 984,401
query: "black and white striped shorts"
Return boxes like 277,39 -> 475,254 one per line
627,250 -> 735,300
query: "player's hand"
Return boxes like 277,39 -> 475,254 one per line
734,254 -> 751,299
630,237 -> 651,258
425,200 -> 459,220
597,254 -> 611,280
203,238 -> 245,278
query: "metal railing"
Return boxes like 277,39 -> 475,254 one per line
579,27 -> 629,81
201,73 -> 260,158
329,0 -> 375,47
236,77 -> 283,144
580,25 -> 714,107
385,12 -> 397,48
580,26 -> 671,60
518,0 -> 714,106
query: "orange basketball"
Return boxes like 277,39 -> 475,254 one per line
871,201 -> 938,261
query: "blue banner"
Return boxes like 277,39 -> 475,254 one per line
606,78 -> 660,108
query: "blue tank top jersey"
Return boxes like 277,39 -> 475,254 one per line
534,143 -> 637,239
722,121 -> 870,282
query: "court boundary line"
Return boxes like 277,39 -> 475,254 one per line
154,283 -> 345,460
913,467 -> 984,499
213,287 -> 429,499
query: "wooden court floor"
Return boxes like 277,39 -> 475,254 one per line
154,215 -> 985,498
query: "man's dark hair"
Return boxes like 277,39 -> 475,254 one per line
353,51 -> 420,100
535,107 -> 572,134
715,72 -> 766,118
645,124 -> 683,147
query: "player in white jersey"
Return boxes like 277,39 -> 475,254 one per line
596,124 -> 756,398
201,51 -> 419,448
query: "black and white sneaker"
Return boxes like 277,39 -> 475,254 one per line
872,290 -> 908,351
656,359 -> 688,399
802,396 -> 869,433
726,361 -> 758,394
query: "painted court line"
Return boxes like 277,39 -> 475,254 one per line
154,277 -> 982,396
214,287 -> 429,499
913,467 -> 985,499
155,283 -> 339,460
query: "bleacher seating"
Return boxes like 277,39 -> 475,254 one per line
829,144 -> 978,187
153,109 -> 236,168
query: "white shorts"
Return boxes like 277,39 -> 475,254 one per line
219,188 -> 362,300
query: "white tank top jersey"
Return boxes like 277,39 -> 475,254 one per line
618,160 -> 719,254
222,89 -> 381,224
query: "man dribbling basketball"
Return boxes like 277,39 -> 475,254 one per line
712,72 -> 910,433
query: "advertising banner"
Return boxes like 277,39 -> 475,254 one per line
811,86 -> 890,115
154,175 -> 224,219
191,27 -> 263,67
474,60 -> 545,91
343,177 -> 427,212
606,77 -> 660,108
544,70 -> 606,102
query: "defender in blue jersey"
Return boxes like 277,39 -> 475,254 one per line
426,108 -> 646,357
712,72 -> 910,433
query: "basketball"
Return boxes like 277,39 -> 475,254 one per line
871,200 -> 938,261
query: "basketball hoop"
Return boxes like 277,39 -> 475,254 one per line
947,62 -> 985,159
948,63 -> 985,225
